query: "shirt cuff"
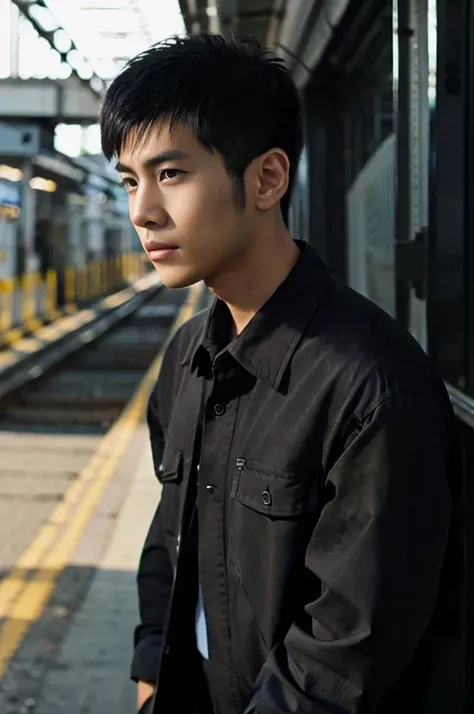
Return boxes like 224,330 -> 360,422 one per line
130,634 -> 163,683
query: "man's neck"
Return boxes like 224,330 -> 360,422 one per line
206,227 -> 301,336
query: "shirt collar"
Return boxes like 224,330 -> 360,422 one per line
182,241 -> 333,391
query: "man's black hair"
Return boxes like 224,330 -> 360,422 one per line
100,33 -> 303,222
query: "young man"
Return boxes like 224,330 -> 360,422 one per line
100,34 -> 465,714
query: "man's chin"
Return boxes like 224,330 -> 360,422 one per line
154,265 -> 202,290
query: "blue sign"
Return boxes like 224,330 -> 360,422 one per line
0,180 -> 20,207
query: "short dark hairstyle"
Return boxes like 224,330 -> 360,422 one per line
100,33 -> 303,221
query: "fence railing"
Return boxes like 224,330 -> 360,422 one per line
0,252 -> 150,346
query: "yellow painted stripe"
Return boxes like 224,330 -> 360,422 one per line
0,352 -> 19,368
100,292 -> 131,309
11,337 -> 43,353
34,323 -> 68,341
0,282 -> 203,677
0,576 -> 25,614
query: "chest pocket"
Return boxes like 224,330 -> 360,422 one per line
158,440 -> 184,537
231,459 -> 317,518
228,459 -> 321,602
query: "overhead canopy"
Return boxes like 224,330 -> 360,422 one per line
41,0 -> 185,79
11,0 -> 185,93
179,0 -> 352,88
178,0 -> 279,45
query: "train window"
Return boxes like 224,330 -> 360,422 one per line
468,0 -> 474,398
289,146 -> 309,242
428,0 -> 468,393
342,2 -> 396,317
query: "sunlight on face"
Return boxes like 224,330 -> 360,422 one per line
117,122 -> 256,289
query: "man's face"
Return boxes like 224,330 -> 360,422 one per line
116,122 -> 255,289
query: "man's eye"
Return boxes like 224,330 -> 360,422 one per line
160,168 -> 183,181
121,177 -> 137,191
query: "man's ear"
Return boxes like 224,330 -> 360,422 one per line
253,148 -> 290,211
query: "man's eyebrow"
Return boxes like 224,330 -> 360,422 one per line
115,149 -> 190,174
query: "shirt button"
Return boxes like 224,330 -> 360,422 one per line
261,490 -> 272,506
206,484 -> 216,496
214,403 -> 226,416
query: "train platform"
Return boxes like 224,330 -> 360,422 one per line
0,282 -> 204,713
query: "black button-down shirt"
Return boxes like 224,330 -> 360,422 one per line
132,242 -> 465,714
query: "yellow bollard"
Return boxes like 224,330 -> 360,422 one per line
112,257 -> 117,289
22,272 -> 42,332
87,262 -> 94,300
78,265 -> 88,303
21,273 -> 32,326
0,277 -> 23,345
106,258 -> 111,291
45,269 -> 59,321
94,260 -> 101,297
65,266 -> 77,312
81,263 -> 89,301
116,254 -> 122,284
89,261 -> 95,298
0,278 -> 14,334
100,259 -> 106,295
90,261 -> 96,298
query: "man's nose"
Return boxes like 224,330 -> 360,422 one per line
130,186 -> 168,229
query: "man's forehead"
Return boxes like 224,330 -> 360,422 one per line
119,121 -> 197,163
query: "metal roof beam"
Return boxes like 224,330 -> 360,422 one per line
11,0 -> 103,96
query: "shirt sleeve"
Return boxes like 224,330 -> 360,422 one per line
130,389 -> 174,684
243,394 -> 454,714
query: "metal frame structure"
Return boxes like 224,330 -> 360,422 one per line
11,0 -> 103,94
466,0 -> 474,401
179,0 -> 283,42
8,0 -> 187,99
394,0 -> 431,351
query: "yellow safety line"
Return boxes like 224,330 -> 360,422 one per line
0,352 -> 19,369
0,283 -> 203,677
10,337 -> 44,353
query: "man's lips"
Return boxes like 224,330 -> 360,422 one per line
145,243 -> 179,262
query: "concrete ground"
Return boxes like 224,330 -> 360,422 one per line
0,424 -> 160,714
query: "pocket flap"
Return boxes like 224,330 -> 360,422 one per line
158,441 -> 183,484
233,461 -> 315,517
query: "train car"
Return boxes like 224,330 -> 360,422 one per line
285,1 -> 472,709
